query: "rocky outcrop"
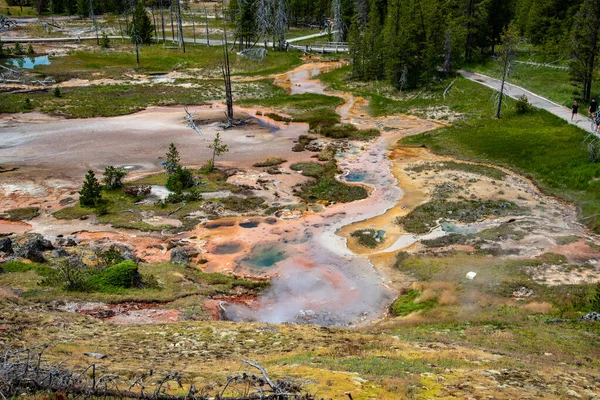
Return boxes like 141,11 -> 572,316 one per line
170,246 -> 200,265
16,234 -> 54,263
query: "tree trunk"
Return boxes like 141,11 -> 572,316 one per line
160,0 -> 166,43
496,58 -> 508,118
170,2 -> 175,42
205,7 -> 210,46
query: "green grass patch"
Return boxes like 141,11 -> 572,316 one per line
391,289 -> 438,316
290,161 -> 368,204
396,199 -> 524,234
0,260 -> 53,277
2,207 -> 40,221
406,161 -> 506,181
252,157 -> 287,167
0,80 -> 279,118
351,229 -> 384,249
239,92 -> 343,132
32,44 -> 302,81
554,235 -> 582,245
219,196 -> 265,213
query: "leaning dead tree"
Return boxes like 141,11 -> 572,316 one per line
0,345 -> 317,399
184,106 -> 204,139
495,25 -> 518,119
0,14 -> 17,32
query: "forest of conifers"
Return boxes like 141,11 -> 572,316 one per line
10,0 -> 600,99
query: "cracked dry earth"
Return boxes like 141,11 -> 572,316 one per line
1,60 -> 600,398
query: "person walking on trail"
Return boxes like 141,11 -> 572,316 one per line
572,100 -> 579,121
590,98 -> 598,115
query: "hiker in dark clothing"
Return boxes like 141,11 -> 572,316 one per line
572,100 -> 579,121
590,98 -> 598,115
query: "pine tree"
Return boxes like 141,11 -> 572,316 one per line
208,132 -> 229,171
570,0 -> 600,101
130,0 -> 154,45
100,32 -> 111,48
76,0 -> 89,17
79,170 -> 102,207
102,166 -> 127,190
164,143 -> 181,175
234,0 -> 257,50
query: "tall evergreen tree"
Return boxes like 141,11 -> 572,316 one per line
79,170 -> 102,207
130,0 -> 154,44
570,0 -> 600,101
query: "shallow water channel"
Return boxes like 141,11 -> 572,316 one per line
223,63 -> 412,326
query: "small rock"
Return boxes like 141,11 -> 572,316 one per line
51,247 -> 69,258
565,389 -> 582,398
466,271 -> 477,280
0,237 -> 13,254
580,312 -> 600,322
84,352 -> 107,359
170,247 -> 190,265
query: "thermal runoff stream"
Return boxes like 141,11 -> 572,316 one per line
222,63 -> 436,326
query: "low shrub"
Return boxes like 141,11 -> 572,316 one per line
515,94 -> 531,114
166,166 -> 195,192
253,157 -> 287,167
87,260 -> 142,292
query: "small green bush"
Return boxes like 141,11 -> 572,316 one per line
253,157 -> 287,167
87,260 -> 141,291
166,166 -> 195,192
515,95 -> 531,114
53,86 -> 61,98
102,166 -> 127,190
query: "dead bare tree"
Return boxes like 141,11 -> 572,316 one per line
184,106 -> 204,139
221,0 -> 234,124
191,9 -> 196,44
255,0 -> 274,48
495,24 -> 518,119
169,1 -> 175,42
331,0 -> 344,42
174,0 -> 186,52
160,0 -> 166,43
130,0 -> 140,67
89,0 -> 99,45
0,15 -> 18,33
204,6 -> 210,46
274,0 -> 287,51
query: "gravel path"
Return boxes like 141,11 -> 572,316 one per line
460,70 -> 599,136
